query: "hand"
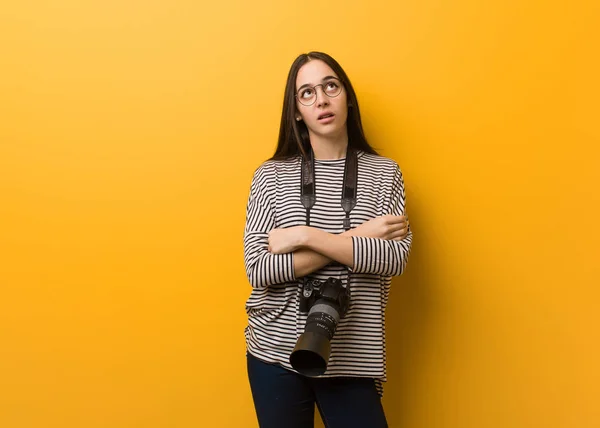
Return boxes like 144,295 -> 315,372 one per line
268,226 -> 307,254
347,214 -> 409,240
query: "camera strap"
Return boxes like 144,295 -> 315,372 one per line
301,147 -> 358,229
300,146 -> 358,286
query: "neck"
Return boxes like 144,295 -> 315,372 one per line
308,131 -> 349,160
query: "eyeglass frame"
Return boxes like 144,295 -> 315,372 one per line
295,77 -> 344,106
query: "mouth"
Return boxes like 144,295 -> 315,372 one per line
317,112 -> 335,122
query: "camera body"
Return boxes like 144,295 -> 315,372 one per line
299,277 -> 350,317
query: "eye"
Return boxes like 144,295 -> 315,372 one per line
300,88 -> 315,99
326,81 -> 339,90
324,81 -> 341,95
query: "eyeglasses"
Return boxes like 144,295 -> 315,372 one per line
295,78 -> 343,106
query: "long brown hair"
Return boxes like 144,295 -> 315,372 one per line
270,52 -> 379,160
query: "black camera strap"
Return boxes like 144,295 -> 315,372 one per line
301,147 -> 358,228
300,146 -> 358,288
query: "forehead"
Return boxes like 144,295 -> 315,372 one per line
296,60 -> 339,89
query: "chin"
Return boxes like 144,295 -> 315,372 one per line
311,129 -> 342,140
311,122 -> 347,136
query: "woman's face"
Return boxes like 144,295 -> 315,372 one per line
295,59 -> 348,141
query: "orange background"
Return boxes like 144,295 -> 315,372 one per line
1,1 -> 599,427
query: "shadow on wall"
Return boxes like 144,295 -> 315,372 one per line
383,186 -> 438,425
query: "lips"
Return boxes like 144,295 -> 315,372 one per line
318,112 -> 335,121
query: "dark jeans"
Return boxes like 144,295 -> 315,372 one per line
247,353 -> 388,428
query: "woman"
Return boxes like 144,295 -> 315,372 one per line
243,51 -> 412,428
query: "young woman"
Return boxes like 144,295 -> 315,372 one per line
243,51 -> 412,428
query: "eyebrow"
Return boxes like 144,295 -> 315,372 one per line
297,75 -> 339,91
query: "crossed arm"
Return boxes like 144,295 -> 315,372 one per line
244,163 -> 412,288
267,215 -> 409,278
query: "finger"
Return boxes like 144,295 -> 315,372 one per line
387,215 -> 408,225
389,228 -> 409,240
388,222 -> 408,233
382,214 -> 404,224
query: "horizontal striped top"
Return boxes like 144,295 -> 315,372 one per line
243,150 -> 412,395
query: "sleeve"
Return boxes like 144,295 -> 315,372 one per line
243,165 -> 296,288
350,163 -> 413,276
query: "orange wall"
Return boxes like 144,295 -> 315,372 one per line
1,1 -> 598,427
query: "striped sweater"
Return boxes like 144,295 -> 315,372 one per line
243,150 -> 412,394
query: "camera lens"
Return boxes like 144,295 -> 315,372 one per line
305,303 -> 340,339
290,300 -> 342,376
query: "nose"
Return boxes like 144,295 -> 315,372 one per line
315,85 -> 329,108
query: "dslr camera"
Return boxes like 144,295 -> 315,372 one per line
290,277 -> 350,376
